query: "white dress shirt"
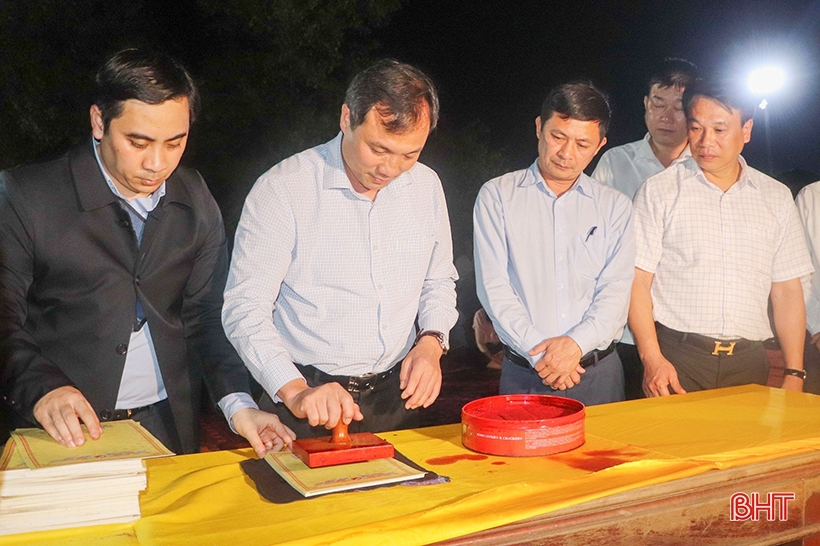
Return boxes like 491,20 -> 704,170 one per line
223,133 -> 458,400
795,181 -> 820,335
592,134 -> 690,345
474,161 -> 635,366
634,156 -> 812,340
592,133 -> 691,199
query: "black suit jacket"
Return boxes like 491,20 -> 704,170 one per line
0,142 -> 252,453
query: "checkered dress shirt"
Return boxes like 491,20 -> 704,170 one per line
634,156 -> 812,340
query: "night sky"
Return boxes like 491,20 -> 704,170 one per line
375,0 -> 820,178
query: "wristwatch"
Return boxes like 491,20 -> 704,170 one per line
783,368 -> 807,380
415,330 -> 449,354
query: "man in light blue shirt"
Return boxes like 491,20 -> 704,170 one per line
223,60 -> 458,437
474,82 -> 636,405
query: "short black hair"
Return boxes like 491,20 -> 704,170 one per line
539,82 -> 611,139
683,77 -> 757,124
94,48 -> 200,131
646,58 -> 699,95
344,59 -> 439,133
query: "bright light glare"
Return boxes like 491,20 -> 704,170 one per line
747,66 -> 786,97
759,99 -> 768,110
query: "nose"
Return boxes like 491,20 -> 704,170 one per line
698,128 -> 716,148
379,154 -> 403,179
555,140 -> 571,159
142,145 -> 167,173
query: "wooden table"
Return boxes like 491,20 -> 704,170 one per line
3,385 -> 820,545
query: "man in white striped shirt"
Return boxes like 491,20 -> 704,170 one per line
630,78 -> 812,396
222,60 -> 458,437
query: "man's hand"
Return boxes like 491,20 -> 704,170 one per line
231,408 -> 296,458
278,379 -> 363,429
529,336 -> 584,390
781,374 -> 805,393
400,336 -> 444,409
641,351 -> 686,397
33,386 -> 101,447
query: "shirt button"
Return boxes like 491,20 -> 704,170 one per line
558,284 -> 564,289
558,256 -> 564,261
116,344 -> 128,355
557,228 -> 563,234
561,313 -> 566,318
726,252 -> 731,257
134,276 -> 141,286
373,245 -> 378,251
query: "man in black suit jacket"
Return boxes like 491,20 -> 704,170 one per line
0,49 -> 294,455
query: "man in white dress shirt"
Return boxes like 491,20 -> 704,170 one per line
630,78 -> 812,396
222,60 -> 458,437
474,82 -> 635,406
592,58 -> 697,399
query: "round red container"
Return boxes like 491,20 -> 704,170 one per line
462,395 -> 585,456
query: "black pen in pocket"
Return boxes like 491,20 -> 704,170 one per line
585,226 -> 598,241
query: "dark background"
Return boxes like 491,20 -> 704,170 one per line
2,0 -> 820,348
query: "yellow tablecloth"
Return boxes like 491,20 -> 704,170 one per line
5,385 -> 820,545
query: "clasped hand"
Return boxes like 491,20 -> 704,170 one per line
529,336 -> 584,390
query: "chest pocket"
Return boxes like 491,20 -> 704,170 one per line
573,230 -> 607,281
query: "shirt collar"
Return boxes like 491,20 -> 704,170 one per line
524,159 -> 593,199
689,154 -> 757,191
92,136 -> 166,218
637,133 -> 692,165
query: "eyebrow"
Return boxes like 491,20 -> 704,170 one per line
551,129 -> 592,143
125,131 -> 188,142
688,117 -> 730,127
371,140 -> 424,156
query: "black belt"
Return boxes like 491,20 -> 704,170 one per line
503,343 -> 615,369
295,363 -> 398,393
655,323 -> 755,356
99,402 -> 157,422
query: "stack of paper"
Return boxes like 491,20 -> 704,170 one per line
0,420 -> 173,536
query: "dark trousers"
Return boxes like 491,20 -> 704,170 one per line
656,327 -> 769,392
801,332 -> 820,395
127,398 -> 183,454
617,342 -> 645,400
499,351 -> 625,406
258,364 -> 418,439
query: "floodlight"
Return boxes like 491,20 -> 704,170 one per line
747,66 -> 785,97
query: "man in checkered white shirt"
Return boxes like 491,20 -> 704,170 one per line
222,60 -> 458,438
630,78 -> 813,396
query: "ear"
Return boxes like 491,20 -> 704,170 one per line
90,105 -> 105,140
535,116 -> 543,138
742,118 -> 754,144
643,95 -> 651,112
595,136 -> 608,155
340,104 -> 351,134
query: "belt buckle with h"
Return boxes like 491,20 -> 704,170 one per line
712,341 -> 736,356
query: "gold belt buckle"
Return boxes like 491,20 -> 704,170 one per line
712,341 -> 736,356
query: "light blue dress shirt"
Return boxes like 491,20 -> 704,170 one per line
92,138 -> 255,424
223,133 -> 459,400
474,160 -> 636,366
